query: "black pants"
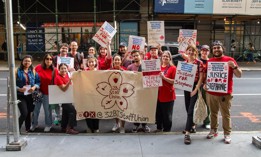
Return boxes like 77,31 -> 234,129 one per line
17,94 -> 34,131
61,103 -> 77,129
85,119 -> 99,132
184,87 -> 198,131
156,100 -> 174,132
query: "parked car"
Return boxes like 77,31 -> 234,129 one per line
161,43 -> 184,66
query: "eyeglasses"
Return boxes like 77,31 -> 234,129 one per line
133,60 -> 139,63
45,58 -> 52,61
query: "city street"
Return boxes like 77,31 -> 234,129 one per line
0,71 -> 260,133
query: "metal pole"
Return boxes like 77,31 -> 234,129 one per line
94,0 -> 97,48
17,0 -> 21,59
55,0 -> 59,52
5,0 -> 27,151
113,0 -> 117,52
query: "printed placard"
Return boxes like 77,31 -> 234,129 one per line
127,35 -> 146,53
57,57 -> 74,69
92,21 -> 116,47
48,85 -> 74,104
206,62 -> 228,93
174,61 -> 197,92
141,59 -> 161,72
178,29 -> 197,54
147,21 -> 165,46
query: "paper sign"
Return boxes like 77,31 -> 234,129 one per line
174,61 -> 197,92
147,21 -> 165,46
57,57 -> 74,69
206,62 -> 228,93
48,85 -> 74,104
127,35 -> 146,53
178,29 -> 197,54
142,75 -> 162,88
92,21 -> 116,47
141,59 -> 161,72
24,85 -> 31,95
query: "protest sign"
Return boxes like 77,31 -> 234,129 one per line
178,29 -> 197,54
147,21 -> 165,46
141,59 -> 162,88
57,56 -> 74,69
92,21 -> 116,47
71,71 -> 158,123
206,62 -> 228,93
174,61 -> 197,92
48,85 -> 74,104
127,35 -> 146,52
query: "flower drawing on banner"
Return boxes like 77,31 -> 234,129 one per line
96,72 -> 135,111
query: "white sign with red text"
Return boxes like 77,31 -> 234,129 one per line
141,59 -> 162,88
174,61 -> 197,92
127,35 -> 146,53
147,21 -> 165,46
206,62 -> 228,93
92,21 -> 116,47
178,29 -> 197,54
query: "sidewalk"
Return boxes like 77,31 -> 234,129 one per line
0,132 -> 260,157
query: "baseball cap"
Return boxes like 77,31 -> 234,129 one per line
119,42 -> 127,47
212,40 -> 223,46
201,45 -> 210,50
150,45 -> 158,49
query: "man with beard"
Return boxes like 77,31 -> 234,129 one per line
68,41 -> 84,71
115,42 -> 132,68
127,50 -> 151,133
53,43 -> 69,67
205,40 -> 242,144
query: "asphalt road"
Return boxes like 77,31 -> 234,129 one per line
0,71 -> 260,133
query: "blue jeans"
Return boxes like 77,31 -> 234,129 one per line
32,94 -> 52,127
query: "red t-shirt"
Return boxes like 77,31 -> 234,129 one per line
98,56 -> 112,70
158,65 -> 177,102
35,64 -> 58,95
54,73 -> 70,86
206,56 -> 238,96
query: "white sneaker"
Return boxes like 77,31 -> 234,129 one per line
205,124 -> 210,129
112,123 -> 119,132
44,126 -> 52,132
30,125 -> 38,131
119,127 -> 125,134
224,135 -> 231,144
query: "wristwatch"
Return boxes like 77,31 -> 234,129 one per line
233,66 -> 238,70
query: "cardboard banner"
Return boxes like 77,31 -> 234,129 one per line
141,59 -> 162,88
174,61 -> 197,92
48,85 -> 74,104
213,0 -> 246,15
147,21 -> 165,46
206,62 -> 228,93
92,21 -> 116,47
178,29 -> 197,54
57,57 -> 74,69
71,71 -> 158,123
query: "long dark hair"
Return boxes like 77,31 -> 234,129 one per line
41,53 -> 54,70
19,55 -> 34,70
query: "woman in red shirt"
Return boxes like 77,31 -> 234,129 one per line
97,43 -> 112,70
55,63 -> 78,134
156,51 -> 176,132
31,54 -> 58,132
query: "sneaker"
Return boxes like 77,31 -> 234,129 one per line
205,124 -> 210,130
119,127 -> 125,134
66,128 -> 79,134
44,126 -> 52,132
224,135 -> 231,144
112,123 -> 119,132
93,129 -> 99,133
184,134 -> 191,145
132,126 -> 139,133
30,125 -> 38,131
206,129 -> 218,139
142,125 -> 151,133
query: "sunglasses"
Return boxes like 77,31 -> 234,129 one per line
45,58 -> 53,61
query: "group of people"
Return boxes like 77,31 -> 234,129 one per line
16,40 -> 242,145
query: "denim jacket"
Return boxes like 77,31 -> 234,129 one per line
16,68 -> 41,95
